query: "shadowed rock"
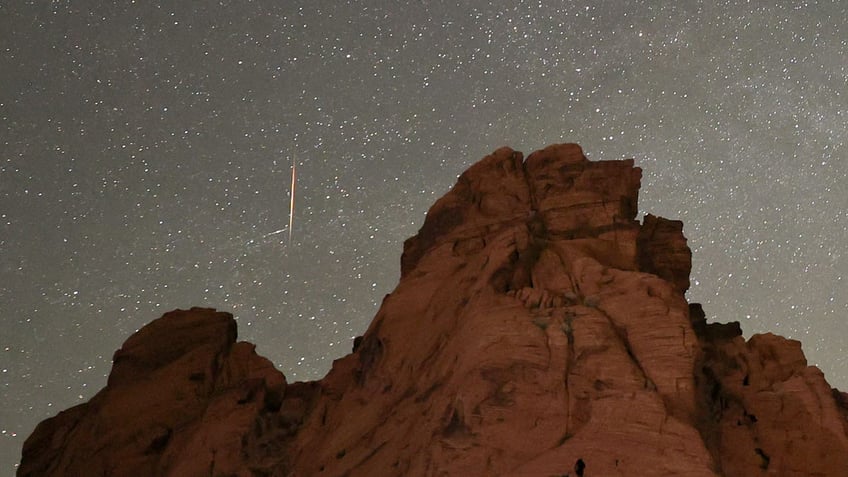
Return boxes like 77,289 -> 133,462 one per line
18,308 -> 286,477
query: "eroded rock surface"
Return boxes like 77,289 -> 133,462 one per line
20,145 -> 848,476
18,308 -> 287,477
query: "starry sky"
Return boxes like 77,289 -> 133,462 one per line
2,0 -> 846,471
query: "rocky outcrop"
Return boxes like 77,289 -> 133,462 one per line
20,144 -> 848,476
692,305 -> 848,476
18,308 -> 287,477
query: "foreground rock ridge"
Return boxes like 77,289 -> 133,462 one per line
20,144 -> 848,476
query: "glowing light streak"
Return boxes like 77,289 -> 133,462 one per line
288,157 -> 296,245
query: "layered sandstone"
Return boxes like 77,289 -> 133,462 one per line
19,144 -> 848,476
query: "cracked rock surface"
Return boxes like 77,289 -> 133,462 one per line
20,144 -> 848,476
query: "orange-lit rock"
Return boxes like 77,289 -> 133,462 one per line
18,308 -> 285,477
20,145 -> 848,476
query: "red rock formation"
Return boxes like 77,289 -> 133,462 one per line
19,144 -> 848,476
693,305 -> 848,475
18,308 -> 286,477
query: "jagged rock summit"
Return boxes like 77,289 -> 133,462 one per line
20,144 -> 848,476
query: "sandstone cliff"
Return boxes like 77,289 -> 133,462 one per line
19,144 -> 848,476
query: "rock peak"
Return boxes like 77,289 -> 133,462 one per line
19,145 -> 848,476
403,144 -> 645,275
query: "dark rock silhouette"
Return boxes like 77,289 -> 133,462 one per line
19,144 -> 848,476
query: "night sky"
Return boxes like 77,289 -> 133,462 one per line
2,1 -> 846,470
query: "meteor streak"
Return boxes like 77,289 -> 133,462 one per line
262,229 -> 286,238
288,157 -> 296,245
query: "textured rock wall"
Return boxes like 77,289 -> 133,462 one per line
18,308 -> 287,477
693,307 -> 848,475
20,144 -> 848,476
286,144 -> 715,476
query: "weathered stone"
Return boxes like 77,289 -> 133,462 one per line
638,213 -> 692,294
20,145 -> 848,476
697,332 -> 848,475
18,308 -> 285,477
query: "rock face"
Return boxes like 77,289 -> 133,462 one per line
20,144 -> 848,476
18,308 -> 287,477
